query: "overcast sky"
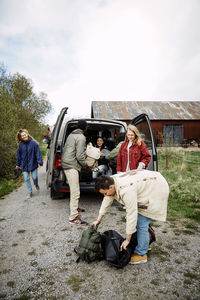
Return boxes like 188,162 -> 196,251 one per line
0,0 -> 200,125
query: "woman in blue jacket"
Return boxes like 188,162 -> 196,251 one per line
16,129 -> 43,199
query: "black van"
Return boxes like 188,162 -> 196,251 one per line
45,107 -> 158,199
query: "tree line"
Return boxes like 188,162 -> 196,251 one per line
0,63 -> 53,178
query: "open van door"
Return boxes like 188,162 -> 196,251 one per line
46,107 -> 68,188
131,113 -> 158,171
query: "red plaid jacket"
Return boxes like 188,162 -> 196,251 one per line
117,141 -> 151,172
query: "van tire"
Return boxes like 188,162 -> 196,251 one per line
50,187 -> 59,200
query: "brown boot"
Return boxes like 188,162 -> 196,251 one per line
129,254 -> 147,264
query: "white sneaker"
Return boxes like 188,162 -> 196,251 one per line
27,192 -> 32,199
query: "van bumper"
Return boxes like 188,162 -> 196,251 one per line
52,179 -> 95,193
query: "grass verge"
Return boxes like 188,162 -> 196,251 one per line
0,176 -> 24,199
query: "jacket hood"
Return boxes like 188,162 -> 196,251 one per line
72,129 -> 84,135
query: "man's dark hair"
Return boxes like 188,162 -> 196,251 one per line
77,120 -> 88,131
95,175 -> 114,193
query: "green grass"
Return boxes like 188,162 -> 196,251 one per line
184,272 -> 199,280
40,144 -> 48,157
149,244 -> 170,258
7,281 -> 15,287
41,240 -> 50,246
0,176 -> 24,199
14,296 -> 31,300
17,229 -> 26,234
150,279 -> 160,286
158,149 -> 200,223
30,260 -> 38,267
66,275 -> 85,292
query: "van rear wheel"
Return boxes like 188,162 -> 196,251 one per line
50,187 -> 59,200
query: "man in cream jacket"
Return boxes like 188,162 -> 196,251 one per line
93,170 -> 169,264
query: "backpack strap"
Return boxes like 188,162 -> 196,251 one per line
76,257 -> 80,263
148,225 -> 156,244
74,248 -> 81,263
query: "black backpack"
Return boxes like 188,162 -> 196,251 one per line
74,225 -> 104,263
101,230 -> 137,268
101,225 -> 156,268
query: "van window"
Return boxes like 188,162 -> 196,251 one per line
62,119 -> 126,152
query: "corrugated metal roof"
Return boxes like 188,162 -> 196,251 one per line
91,101 -> 200,120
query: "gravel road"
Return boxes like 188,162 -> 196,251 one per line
0,164 -> 199,300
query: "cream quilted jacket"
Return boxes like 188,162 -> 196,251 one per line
99,170 -> 169,235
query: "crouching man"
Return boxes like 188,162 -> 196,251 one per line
93,170 -> 169,264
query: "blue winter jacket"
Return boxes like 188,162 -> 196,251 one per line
16,139 -> 43,172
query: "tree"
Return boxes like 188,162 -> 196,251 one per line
0,63 -> 53,177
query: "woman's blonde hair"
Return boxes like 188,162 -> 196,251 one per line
125,124 -> 142,146
16,129 -> 33,144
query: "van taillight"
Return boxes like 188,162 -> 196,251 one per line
55,155 -> 62,169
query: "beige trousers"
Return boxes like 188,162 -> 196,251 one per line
64,169 -> 80,220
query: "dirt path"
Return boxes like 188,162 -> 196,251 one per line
0,165 -> 199,299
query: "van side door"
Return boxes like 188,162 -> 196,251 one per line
46,107 -> 68,187
131,113 -> 158,171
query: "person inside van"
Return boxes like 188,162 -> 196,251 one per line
96,137 -> 109,157
95,137 -> 112,176
61,120 -> 89,225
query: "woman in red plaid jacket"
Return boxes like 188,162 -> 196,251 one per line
117,124 -> 151,172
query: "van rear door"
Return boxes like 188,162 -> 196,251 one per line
131,113 -> 158,171
46,107 -> 68,187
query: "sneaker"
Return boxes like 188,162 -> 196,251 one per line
69,216 -> 88,225
129,254 -> 147,265
77,207 -> 85,212
148,244 -> 152,251
27,192 -> 32,199
35,185 -> 40,191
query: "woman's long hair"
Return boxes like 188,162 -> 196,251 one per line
16,129 -> 33,145
125,124 -> 142,146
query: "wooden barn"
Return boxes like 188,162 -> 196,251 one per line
91,101 -> 200,146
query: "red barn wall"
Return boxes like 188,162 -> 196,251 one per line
125,120 -> 200,145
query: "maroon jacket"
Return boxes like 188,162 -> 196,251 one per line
117,141 -> 151,172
